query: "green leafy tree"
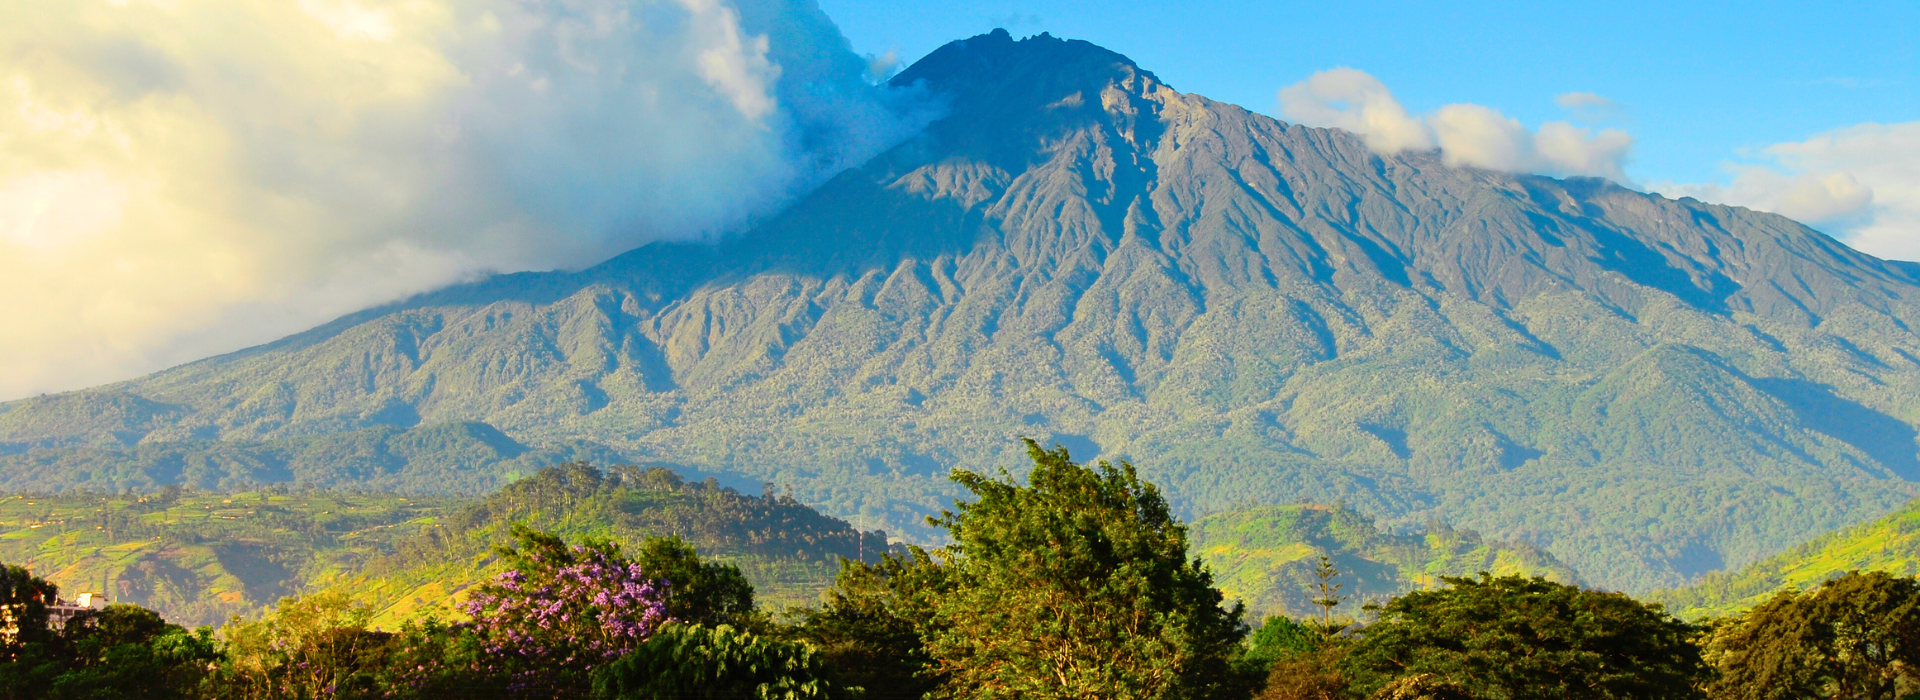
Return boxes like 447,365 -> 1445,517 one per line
591,622 -> 839,700
0,565 -> 66,700
1342,573 -> 1706,700
0,564 -> 57,655
793,547 -> 951,700
1705,570 -> 1920,700
633,535 -> 761,629
923,439 -> 1247,700
47,605 -> 220,700
216,590 -> 397,699
1361,674 -> 1474,700
1253,643 -> 1349,700
0,566 -> 218,700
1245,615 -> 1320,668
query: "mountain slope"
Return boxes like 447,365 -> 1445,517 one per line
1190,504 -> 1578,619
0,463 -> 883,626
5,30 -> 1920,591
1653,496 -> 1920,619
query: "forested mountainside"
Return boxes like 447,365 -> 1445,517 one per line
0,421 -> 626,495
0,463 -> 885,626
4,30 -> 1920,591
1654,495 -> 1920,619
1190,504 -> 1577,619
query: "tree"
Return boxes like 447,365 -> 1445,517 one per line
217,590 -> 396,700
1705,571 -> 1920,700
48,605 -> 219,700
591,622 -> 840,700
0,564 -> 58,655
922,439 -> 1247,700
1245,615 -> 1320,668
1248,615 -> 1347,700
0,566 -> 217,700
448,526 -> 672,697
1309,556 -> 1343,626
793,548 -> 951,700
1342,573 -> 1706,700
632,536 -> 759,630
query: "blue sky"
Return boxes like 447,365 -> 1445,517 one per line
821,0 -> 1917,185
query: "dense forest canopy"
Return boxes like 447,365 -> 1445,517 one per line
8,446 -> 1919,700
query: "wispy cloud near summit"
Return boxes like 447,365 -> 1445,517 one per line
1274,67 -> 1920,262
1277,68 -> 1633,183
0,0 -> 933,400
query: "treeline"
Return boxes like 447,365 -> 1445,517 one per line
0,463 -> 889,626
357,462 -> 892,609
387,461 -> 888,567
6,441 -> 1920,699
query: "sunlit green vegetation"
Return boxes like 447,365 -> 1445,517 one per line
0,463 -> 886,627
1654,496 -> 1920,619
14,443 -> 1915,700
1189,503 -> 1579,619
0,488 -> 455,626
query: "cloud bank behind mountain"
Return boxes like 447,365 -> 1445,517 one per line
0,0 -> 933,400
1650,122 -> 1920,262
1276,68 -> 1920,264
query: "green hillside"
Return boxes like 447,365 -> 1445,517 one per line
4,32 -> 1920,593
0,421 -> 628,494
332,461 -> 890,626
0,488 -> 456,626
1190,504 -> 1579,619
1652,497 -> 1920,619
0,463 -> 887,627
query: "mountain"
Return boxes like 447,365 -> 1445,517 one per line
1652,495 -> 1920,619
0,463 -> 885,627
1190,503 -> 1578,619
0,421 -> 627,495
4,30 -> 1920,592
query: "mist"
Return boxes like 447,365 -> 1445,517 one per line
0,0 -> 936,401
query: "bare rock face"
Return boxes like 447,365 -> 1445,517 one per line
6,31 -> 1920,592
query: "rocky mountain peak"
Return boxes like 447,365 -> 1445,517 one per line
892,29 -> 1164,105
885,30 -> 1173,160
5,34 -> 1920,595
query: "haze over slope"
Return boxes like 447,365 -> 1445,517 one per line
5,31 -> 1920,592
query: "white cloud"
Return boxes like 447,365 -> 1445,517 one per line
0,0 -> 933,401
1650,122 -> 1920,261
1553,91 -> 1616,111
1278,68 -> 1633,182
1553,91 -> 1628,124
1276,68 -> 1432,153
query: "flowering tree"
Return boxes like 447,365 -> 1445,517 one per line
431,525 -> 672,698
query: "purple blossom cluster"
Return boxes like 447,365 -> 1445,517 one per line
452,543 -> 671,693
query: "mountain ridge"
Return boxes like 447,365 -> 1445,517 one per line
5,31 -> 1920,592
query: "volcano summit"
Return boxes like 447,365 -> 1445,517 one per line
5,31 -> 1920,592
